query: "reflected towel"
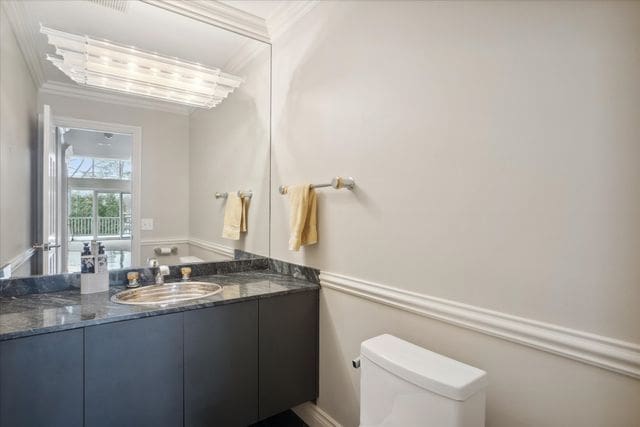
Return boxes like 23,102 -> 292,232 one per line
222,193 -> 247,240
287,184 -> 317,251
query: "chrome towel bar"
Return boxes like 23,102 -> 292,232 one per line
279,176 -> 355,195
215,190 -> 253,199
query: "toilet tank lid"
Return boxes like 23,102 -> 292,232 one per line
361,334 -> 488,401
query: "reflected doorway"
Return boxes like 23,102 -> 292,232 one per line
60,127 -> 135,272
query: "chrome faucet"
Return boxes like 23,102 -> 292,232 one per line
147,257 -> 170,285
155,265 -> 170,284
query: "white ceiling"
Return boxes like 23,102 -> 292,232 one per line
22,0 -> 267,86
63,128 -> 132,160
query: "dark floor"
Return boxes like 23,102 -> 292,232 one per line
250,410 -> 308,427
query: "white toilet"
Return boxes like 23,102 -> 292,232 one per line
359,334 -> 488,427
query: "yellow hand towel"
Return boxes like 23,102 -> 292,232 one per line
241,195 -> 247,233
222,193 -> 247,240
287,184 -> 318,251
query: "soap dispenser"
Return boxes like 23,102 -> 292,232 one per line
80,240 -> 109,294
80,242 -> 94,274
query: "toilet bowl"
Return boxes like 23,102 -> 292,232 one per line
359,334 -> 488,427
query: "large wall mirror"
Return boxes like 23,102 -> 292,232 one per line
0,0 -> 271,278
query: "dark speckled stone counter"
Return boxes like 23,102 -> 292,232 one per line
0,271 -> 319,341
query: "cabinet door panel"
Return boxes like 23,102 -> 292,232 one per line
84,313 -> 183,427
0,329 -> 83,427
259,291 -> 319,419
184,301 -> 258,427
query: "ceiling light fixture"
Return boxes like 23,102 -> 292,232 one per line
40,25 -> 243,109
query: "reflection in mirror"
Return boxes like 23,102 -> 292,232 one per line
0,0 -> 270,279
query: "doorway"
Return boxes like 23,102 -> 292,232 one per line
66,189 -> 133,271
51,117 -> 141,273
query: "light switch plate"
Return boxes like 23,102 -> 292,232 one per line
141,218 -> 154,231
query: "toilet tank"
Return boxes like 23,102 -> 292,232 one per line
359,334 -> 488,427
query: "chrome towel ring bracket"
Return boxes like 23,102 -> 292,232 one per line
279,176 -> 355,195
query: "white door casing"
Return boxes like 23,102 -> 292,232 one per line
37,104 -> 61,274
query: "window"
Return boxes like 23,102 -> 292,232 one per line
67,156 -> 131,180
68,190 -> 93,238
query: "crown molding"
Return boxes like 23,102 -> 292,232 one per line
40,81 -> 190,115
1,0 -> 45,87
267,0 -> 319,41
320,271 -> 640,379
224,39 -> 266,74
141,1 -> 318,44
223,1 -> 318,73
141,0 -> 270,42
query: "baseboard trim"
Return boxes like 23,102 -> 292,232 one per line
293,402 -> 342,427
320,271 -> 640,379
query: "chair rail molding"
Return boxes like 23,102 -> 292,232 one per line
188,238 -> 234,258
138,238 -> 235,259
139,238 -> 190,246
320,271 -> 640,379
0,248 -> 37,279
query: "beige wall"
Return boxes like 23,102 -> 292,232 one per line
271,1 -> 640,426
320,287 -> 640,427
38,93 -> 191,261
189,46 -> 271,257
0,6 -> 37,274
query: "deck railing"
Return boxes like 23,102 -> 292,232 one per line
68,217 -> 93,236
69,216 -> 131,238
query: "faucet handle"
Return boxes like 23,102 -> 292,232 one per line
147,257 -> 159,268
126,271 -> 140,288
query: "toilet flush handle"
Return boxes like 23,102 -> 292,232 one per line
352,357 -> 361,369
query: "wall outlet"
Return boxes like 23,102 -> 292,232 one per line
141,218 -> 154,231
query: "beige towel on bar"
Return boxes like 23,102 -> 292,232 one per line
287,184 -> 317,251
222,193 -> 247,240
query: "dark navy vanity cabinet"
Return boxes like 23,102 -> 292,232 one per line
259,292 -> 319,419
85,313 -> 184,427
0,289 -> 318,427
184,301 -> 259,427
0,329 -> 84,427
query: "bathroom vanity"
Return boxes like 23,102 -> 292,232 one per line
0,2 -> 313,426
0,270 -> 319,427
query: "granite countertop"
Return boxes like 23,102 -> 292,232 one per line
0,271 -> 319,341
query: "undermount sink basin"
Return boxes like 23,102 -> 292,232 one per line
111,282 -> 223,305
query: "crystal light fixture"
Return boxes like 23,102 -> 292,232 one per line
40,25 -> 243,109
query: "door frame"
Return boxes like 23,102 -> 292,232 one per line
52,116 -> 142,267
